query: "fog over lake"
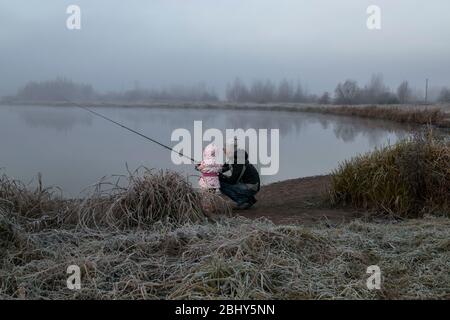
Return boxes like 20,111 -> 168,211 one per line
1,1 -> 450,97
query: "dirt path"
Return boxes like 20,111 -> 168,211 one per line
231,175 -> 359,225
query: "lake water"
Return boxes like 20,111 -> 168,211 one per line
0,105 -> 410,197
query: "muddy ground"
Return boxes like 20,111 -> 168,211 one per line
226,175 -> 361,225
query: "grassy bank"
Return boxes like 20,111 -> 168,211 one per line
330,131 -> 450,217
1,147 -> 449,299
0,169 -> 229,231
2,207 -> 449,299
301,105 -> 450,128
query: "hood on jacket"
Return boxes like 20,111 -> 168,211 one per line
202,143 -> 218,165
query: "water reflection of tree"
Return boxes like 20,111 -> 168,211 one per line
328,115 -> 410,145
117,107 -> 218,129
17,105 -> 411,146
222,111 -> 410,146
17,106 -> 92,131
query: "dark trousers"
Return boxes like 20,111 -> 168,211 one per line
220,181 -> 257,205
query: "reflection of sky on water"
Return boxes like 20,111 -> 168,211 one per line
0,105 -> 411,197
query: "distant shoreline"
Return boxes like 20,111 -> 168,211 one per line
2,100 -> 450,128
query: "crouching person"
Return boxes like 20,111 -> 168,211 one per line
219,145 -> 260,210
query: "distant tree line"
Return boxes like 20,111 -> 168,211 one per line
226,74 -> 450,105
14,78 -> 95,101
226,78 -> 317,103
334,74 -> 400,105
334,75 -> 450,104
4,76 -> 450,104
6,78 -> 219,102
103,84 -> 218,102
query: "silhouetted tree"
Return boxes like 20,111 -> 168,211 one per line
293,83 -> 306,102
363,74 -> 387,103
15,78 -> 95,101
439,87 -> 450,102
250,80 -> 276,103
397,81 -> 412,104
318,92 -> 331,104
277,79 -> 294,102
102,83 -> 218,102
334,80 -> 360,104
226,78 -> 250,102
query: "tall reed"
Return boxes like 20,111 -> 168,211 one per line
330,130 -> 449,217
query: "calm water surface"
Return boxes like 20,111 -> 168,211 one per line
0,105 -> 410,197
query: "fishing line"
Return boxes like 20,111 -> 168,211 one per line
64,100 -> 197,163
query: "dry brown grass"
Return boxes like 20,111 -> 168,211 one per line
0,167 -> 448,299
330,130 -> 450,217
0,168 -> 230,231
301,105 -> 449,127
0,174 -> 75,231
76,168 -> 230,229
0,174 -> 62,218
0,212 -> 449,299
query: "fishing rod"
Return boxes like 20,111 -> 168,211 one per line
64,100 -> 197,163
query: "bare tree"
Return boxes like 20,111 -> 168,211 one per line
292,82 -> 306,102
354,74 -> 398,104
318,92 -> 331,104
226,78 -> 318,103
334,80 -> 360,104
397,81 -> 411,104
277,79 -> 294,102
250,80 -> 276,103
226,78 -> 249,102
439,87 -> 450,102
364,74 -> 387,102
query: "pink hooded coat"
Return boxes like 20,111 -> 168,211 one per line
198,143 -> 222,190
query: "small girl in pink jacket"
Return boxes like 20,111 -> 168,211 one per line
195,143 -> 222,191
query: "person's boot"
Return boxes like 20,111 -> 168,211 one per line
233,202 -> 254,210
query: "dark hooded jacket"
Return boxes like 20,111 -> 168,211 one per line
219,149 -> 260,189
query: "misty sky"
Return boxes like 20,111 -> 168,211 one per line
1,0 -> 450,97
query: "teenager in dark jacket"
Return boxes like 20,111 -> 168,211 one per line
219,147 -> 260,210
